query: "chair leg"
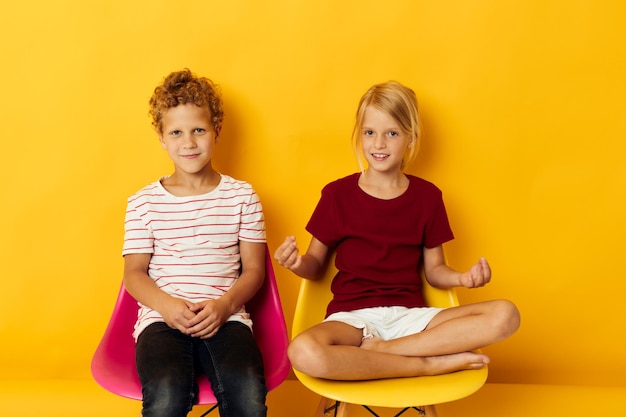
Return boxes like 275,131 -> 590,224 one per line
314,398 -> 435,417
422,405 -> 437,417
314,397 -> 333,417
409,405 -> 438,417
314,397 -> 351,417
198,404 -> 218,417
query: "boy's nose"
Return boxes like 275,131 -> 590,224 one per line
181,134 -> 196,148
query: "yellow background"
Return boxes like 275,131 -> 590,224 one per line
1,0 -> 625,392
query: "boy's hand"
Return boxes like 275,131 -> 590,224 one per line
186,299 -> 231,339
459,258 -> 491,288
159,296 -> 196,332
274,236 -> 302,271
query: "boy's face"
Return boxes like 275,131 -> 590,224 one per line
159,103 -> 217,177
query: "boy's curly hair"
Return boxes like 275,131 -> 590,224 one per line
149,69 -> 224,134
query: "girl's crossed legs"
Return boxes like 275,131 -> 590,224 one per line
288,299 -> 519,381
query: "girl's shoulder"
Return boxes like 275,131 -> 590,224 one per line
322,172 -> 360,192
406,174 -> 443,195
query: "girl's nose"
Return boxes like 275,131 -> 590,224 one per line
373,135 -> 386,149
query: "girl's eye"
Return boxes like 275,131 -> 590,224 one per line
388,131 -> 399,137
363,130 -> 374,136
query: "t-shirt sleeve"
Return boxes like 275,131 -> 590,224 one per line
306,185 -> 340,248
423,189 -> 454,248
239,188 -> 266,243
121,199 -> 154,256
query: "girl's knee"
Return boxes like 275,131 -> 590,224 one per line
287,334 -> 313,369
491,299 -> 520,337
288,334 -> 332,377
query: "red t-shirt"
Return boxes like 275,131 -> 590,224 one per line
306,173 -> 454,317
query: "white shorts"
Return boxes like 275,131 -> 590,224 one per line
324,306 -> 444,340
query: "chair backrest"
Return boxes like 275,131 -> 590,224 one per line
91,245 -> 290,404
292,257 -> 460,337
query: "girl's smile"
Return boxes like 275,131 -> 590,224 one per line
361,105 -> 412,172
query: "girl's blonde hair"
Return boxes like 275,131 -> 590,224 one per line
351,81 -> 422,171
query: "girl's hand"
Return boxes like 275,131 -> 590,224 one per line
274,236 -> 303,271
459,258 -> 491,288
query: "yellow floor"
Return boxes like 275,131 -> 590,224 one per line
1,379 -> 625,416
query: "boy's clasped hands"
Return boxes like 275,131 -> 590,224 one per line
159,295 -> 232,339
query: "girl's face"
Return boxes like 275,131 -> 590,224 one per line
159,103 -> 217,177
360,105 -> 413,173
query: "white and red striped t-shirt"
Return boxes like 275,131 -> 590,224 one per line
122,174 -> 266,340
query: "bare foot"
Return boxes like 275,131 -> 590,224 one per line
360,335 -> 384,351
421,352 -> 489,375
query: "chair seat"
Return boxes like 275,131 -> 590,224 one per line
294,367 -> 487,408
291,255 -> 488,411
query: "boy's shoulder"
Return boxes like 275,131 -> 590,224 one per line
128,175 -> 255,199
219,174 -> 254,191
128,180 -> 165,202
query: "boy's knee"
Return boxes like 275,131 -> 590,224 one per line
142,379 -> 194,417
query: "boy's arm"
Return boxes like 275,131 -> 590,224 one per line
422,245 -> 491,289
186,240 -> 265,339
219,240 -> 266,314
123,253 -> 195,331
274,236 -> 330,280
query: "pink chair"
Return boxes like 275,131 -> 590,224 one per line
91,245 -> 290,416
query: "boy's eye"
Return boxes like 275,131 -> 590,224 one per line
194,128 -> 206,134
170,130 -> 182,136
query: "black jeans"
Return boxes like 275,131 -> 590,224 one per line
136,321 -> 267,417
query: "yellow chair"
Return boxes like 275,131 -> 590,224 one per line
291,257 -> 488,417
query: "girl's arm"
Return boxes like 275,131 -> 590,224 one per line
422,245 -> 491,289
274,235 -> 330,280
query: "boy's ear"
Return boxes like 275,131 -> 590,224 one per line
159,135 -> 166,149
215,125 -> 221,139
